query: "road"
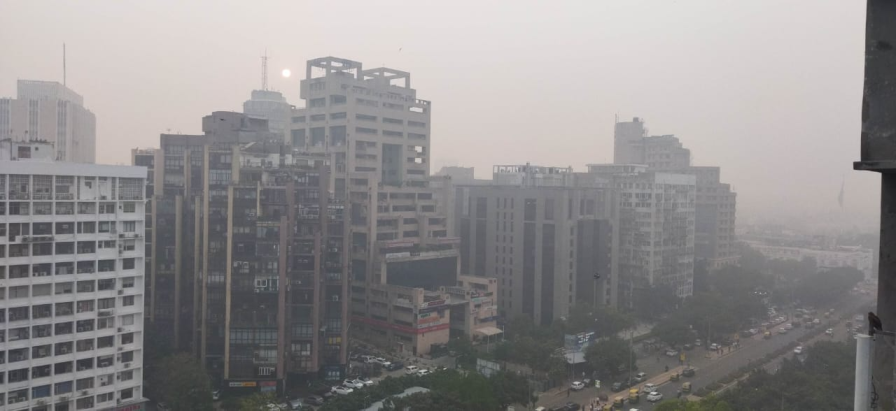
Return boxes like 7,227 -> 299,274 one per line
536,293 -> 873,410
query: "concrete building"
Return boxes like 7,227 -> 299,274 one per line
455,165 -> 615,325
441,275 -> 499,340
745,242 -> 874,280
243,90 -> 293,143
137,111 -> 349,391
434,166 -> 477,185
0,80 -> 96,163
0,145 -> 147,410
587,164 -> 696,303
613,117 -> 737,271
286,57 -> 477,356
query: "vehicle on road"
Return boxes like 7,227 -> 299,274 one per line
405,365 -> 419,375
359,377 -> 374,386
794,346 -> 803,354
362,355 -> 376,363
694,339 -> 703,347
613,397 -> 625,408
764,331 -> 772,339
665,349 -> 678,357
670,372 -> 680,381
417,369 -> 431,376
386,361 -> 404,371
784,323 -> 793,330
332,386 -> 354,395
682,382 -> 692,393
641,383 -> 657,393
612,381 -> 627,391
647,391 -> 664,402
628,388 -> 640,404
287,398 -> 304,410
778,328 -> 788,335
571,381 -> 585,391
682,367 -> 696,377
683,343 -> 693,351
709,343 -> 719,350
826,328 -> 834,336
634,372 -> 647,382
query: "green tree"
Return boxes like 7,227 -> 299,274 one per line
142,323 -> 175,402
237,392 -> 279,411
653,317 -> 692,348
149,353 -> 213,411
584,336 -> 636,380
489,371 -> 536,409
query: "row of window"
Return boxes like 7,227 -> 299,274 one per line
1,333 -> 136,365
1,202 -> 141,216
2,300 -> 137,323
3,378 -> 137,409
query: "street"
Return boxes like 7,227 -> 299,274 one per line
536,293 -> 873,410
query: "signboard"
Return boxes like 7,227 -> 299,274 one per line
260,381 -> 277,393
417,312 -> 441,325
476,358 -> 502,377
229,381 -> 257,388
564,332 -> 596,352
422,299 -> 446,308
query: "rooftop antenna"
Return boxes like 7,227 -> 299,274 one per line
63,43 -> 66,87
261,49 -> 268,91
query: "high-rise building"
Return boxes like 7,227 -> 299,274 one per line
243,90 -> 293,143
456,165 -> 615,325
138,111 -> 350,390
0,80 -> 96,163
587,164 -> 696,304
613,117 -> 737,271
0,141 -> 147,410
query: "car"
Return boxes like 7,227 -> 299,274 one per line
641,383 -> 657,393
359,377 -> 375,386
826,328 -> 834,336
784,323 -> 794,330
813,318 -> 821,324
665,349 -> 678,357
709,343 -> 719,350
612,381 -> 627,391
694,339 -> 703,347
670,372 -> 680,381
386,361 -> 404,371
362,355 -> 376,363
417,369 -> 431,376
343,379 -> 364,389
778,328 -> 788,334
375,357 -> 393,367
212,389 -> 222,401
332,386 -> 354,395
794,346 -> 803,355
304,395 -> 325,406
405,365 -> 419,375
571,381 -> 586,391
682,367 -> 696,377
647,391 -> 664,402
683,343 -> 693,351
266,404 -> 287,411
750,328 -> 759,335
287,398 -> 304,411
559,402 -> 581,411
634,372 -> 647,382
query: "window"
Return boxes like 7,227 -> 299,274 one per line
291,116 -> 305,123
55,381 -> 73,395
121,332 -> 135,345
330,112 -> 346,120
121,315 -> 135,326
31,384 -> 51,399
97,392 -> 114,403
98,336 -> 114,349
123,295 -> 135,306
122,258 -> 135,270
98,298 -> 115,310
76,377 -> 94,390
122,221 -> 136,232
123,202 -> 136,213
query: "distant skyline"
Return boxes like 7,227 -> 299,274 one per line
0,0 -> 877,229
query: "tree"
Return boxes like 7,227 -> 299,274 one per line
635,285 -> 681,320
148,353 -> 214,411
489,371 -> 536,409
653,317 -> 692,348
142,323 -> 175,401
584,336 -> 636,380
238,392 -> 279,411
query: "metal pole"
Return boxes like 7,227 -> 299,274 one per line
855,334 -> 873,411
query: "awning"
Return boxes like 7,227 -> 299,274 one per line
565,351 -> 586,364
475,326 -> 503,337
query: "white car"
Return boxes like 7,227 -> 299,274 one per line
634,372 -> 647,382
647,391 -> 664,402
417,369 -> 431,376
794,346 -> 803,355
813,318 -> 820,324
709,343 -> 719,350
343,379 -> 364,389
405,365 -> 419,375
825,328 -> 834,335
571,381 -> 585,391
665,349 -> 678,357
332,386 -> 354,395
784,323 -> 793,330
641,383 -> 657,393
376,358 -> 392,367
359,377 -> 375,386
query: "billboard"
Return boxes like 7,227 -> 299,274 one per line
564,332 -> 596,352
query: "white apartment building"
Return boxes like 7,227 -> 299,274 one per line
745,242 -> 875,280
0,144 -> 146,411
0,81 -> 96,164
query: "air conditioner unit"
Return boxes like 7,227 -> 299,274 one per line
124,363 -> 131,368
118,347 -> 123,351
118,327 -> 124,332
118,290 -> 124,295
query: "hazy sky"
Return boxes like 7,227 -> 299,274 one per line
0,1 -> 878,229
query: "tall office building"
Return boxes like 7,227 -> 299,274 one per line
0,140 -> 147,410
243,90 -> 293,143
456,165 -> 615,325
613,117 -> 737,271
138,111 -> 350,389
587,164 -> 696,303
0,80 -> 96,163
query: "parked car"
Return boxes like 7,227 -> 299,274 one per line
634,372 -> 647,382
825,328 -> 834,336
405,365 -> 419,375
417,369 -> 431,376
571,381 -> 585,391
683,343 -> 693,351
794,346 -> 803,355
682,367 -> 696,377
362,355 -> 376,363
304,395 -> 325,406
694,339 -> 703,347
647,391 -> 664,402
157,403 -> 171,411
359,377 -> 375,386
386,361 -> 404,371
611,381 -> 627,392
288,398 -> 304,410
665,349 -> 678,357
332,386 -> 354,395
641,383 -> 657,393
343,379 -> 364,389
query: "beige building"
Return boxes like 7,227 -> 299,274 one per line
0,80 -> 96,163
442,275 -> 499,340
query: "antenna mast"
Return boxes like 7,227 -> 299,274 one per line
261,49 -> 268,91
63,43 -> 66,86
